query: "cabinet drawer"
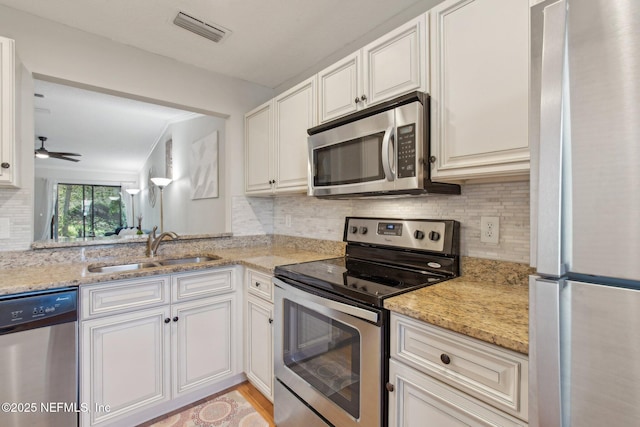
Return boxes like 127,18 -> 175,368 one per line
81,276 -> 170,319
390,313 -> 528,420
246,269 -> 273,302
172,268 -> 234,301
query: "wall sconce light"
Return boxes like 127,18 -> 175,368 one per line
150,178 -> 172,232
125,188 -> 141,228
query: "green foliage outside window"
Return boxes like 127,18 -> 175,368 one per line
57,184 -> 124,238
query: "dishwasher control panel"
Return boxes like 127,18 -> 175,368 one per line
0,289 -> 77,331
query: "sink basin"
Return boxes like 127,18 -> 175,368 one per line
87,255 -> 220,273
87,262 -> 160,273
158,255 -> 220,266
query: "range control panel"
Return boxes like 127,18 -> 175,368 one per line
344,217 -> 459,254
0,289 -> 77,329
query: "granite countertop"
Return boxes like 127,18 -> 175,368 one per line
384,257 -> 532,355
0,245 -> 337,296
1,238 -> 530,355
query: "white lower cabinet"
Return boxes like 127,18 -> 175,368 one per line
80,267 -> 241,427
389,360 -> 525,427
244,268 -> 274,401
388,313 -> 528,427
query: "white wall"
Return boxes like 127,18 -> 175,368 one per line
0,5 -> 274,251
139,115 -> 227,235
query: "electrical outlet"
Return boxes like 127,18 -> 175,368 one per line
480,216 -> 499,244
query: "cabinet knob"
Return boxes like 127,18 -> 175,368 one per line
255,281 -> 261,287
440,353 -> 451,365
1,162 -> 9,169
385,382 -> 395,392
360,94 -> 367,102
429,156 -> 437,164
173,316 -> 179,322
164,317 -> 171,324
354,97 -> 361,104
268,318 -> 273,324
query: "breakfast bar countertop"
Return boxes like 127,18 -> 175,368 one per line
0,244 -> 339,297
384,257 -> 533,355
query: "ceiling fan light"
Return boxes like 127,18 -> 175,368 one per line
173,12 -> 231,43
35,151 -> 49,159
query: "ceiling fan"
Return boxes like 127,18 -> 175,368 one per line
35,136 -> 81,162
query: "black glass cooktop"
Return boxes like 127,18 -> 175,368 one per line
275,257 -> 448,307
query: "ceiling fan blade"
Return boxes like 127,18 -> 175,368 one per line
49,151 -> 81,157
49,153 -> 81,162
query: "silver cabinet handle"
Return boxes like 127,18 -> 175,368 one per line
1,163 -> 9,169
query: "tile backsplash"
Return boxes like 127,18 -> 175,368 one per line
234,181 -> 530,264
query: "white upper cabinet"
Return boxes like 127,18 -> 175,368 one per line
318,14 -> 427,124
245,76 -> 316,195
429,0 -> 529,182
0,36 -> 16,187
274,77 -> 317,192
244,101 -> 273,194
317,52 -> 361,123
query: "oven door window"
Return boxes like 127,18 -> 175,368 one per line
282,300 -> 361,419
313,132 -> 385,186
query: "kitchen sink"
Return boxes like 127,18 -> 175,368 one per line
87,262 -> 160,273
87,255 -> 220,273
158,256 -> 220,266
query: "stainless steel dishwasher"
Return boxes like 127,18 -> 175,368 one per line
0,287 -> 78,427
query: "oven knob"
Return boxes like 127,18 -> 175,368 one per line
414,230 -> 425,240
429,231 -> 441,241
359,226 -> 368,235
350,226 -> 358,234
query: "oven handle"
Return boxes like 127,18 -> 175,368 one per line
273,278 -> 379,324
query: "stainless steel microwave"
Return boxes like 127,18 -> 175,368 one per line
307,92 -> 460,198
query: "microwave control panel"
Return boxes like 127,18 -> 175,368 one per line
397,124 -> 416,178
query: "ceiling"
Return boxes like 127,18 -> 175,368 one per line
34,79 -> 197,174
8,0 -> 433,175
0,0 -> 429,89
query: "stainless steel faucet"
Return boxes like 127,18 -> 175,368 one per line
146,226 -> 179,257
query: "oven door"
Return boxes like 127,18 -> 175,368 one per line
274,278 -> 383,427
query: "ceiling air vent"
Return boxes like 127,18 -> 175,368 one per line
173,12 -> 231,43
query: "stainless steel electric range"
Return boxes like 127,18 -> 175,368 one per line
273,217 -> 460,427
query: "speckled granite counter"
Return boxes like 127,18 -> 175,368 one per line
0,236 -> 344,296
384,257 -> 533,355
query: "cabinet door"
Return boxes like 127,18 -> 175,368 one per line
0,36 -> 16,187
245,294 -> 274,402
274,76 -> 316,192
172,294 -> 236,397
363,14 -> 427,106
245,100 -> 274,194
388,360 -> 526,427
430,0 -> 529,182
81,306 -> 171,427
317,51 -> 361,123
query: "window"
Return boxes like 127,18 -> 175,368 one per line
56,184 -> 124,238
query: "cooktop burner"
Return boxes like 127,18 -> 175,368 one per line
275,218 -> 460,307
275,256 -> 448,307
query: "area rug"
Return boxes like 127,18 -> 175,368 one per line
149,390 -> 269,427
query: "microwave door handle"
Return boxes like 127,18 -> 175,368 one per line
382,126 -> 395,181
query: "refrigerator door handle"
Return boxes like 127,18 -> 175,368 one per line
536,0 -> 567,277
531,276 -> 564,427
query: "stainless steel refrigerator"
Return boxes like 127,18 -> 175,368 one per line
529,0 -> 640,426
